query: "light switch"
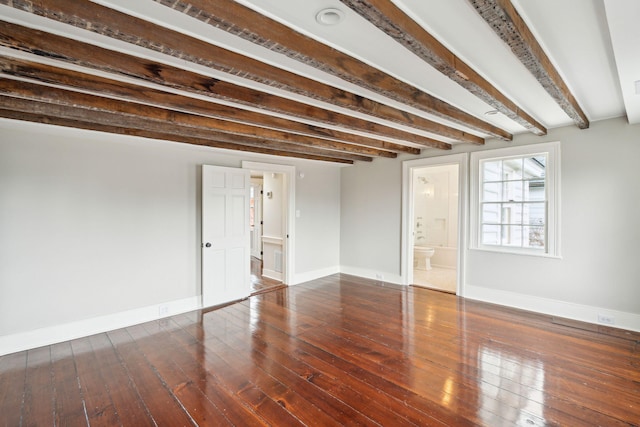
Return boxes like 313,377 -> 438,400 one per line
296,209 -> 301,218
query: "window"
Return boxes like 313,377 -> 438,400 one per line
471,142 -> 560,257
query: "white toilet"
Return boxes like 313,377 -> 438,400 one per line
414,246 -> 435,270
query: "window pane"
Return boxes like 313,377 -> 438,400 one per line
502,158 -> 522,180
481,224 -> 500,245
502,203 -> 522,225
483,182 -> 502,202
524,225 -> 545,248
524,203 -> 545,226
501,225 -> 523,246
523,156 -> 546,179
503,180 -> 523,201
473,143 -> 557,255
482,203 -> 502,223
483,160 -> 501,182
524,180 -> 545,201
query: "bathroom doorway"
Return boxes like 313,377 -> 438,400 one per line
401,154 -> 467,295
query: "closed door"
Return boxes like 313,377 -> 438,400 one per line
202,165 -> 250,307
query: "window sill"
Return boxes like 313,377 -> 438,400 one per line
469,246 -> 562,260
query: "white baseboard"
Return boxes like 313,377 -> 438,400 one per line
292,265 -> 340,285
465,284 -> 640,333
262,268 -> 282,281
0,296 -> 201,356
339,265 -> 403,285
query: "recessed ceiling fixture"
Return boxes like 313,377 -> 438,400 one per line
484,110 -> 499,116
316,8 -> 344,26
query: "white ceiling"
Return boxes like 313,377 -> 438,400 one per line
604,0 -> 640,124
231,0 -> 632,129
0,0 -> 636,162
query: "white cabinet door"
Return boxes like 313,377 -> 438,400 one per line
202,165 -> 250,307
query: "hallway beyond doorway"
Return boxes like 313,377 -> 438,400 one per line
250,256 -> 285,295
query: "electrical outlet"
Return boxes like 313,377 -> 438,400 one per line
375,274 -> 384,281
597,314 -> 615,325
159,304 -> 169,317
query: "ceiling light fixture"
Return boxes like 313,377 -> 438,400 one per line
316,8 -> 344,26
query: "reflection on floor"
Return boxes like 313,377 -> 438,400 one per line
250,256 -> 284,295
413,266 -> 457,293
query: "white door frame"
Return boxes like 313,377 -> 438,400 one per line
401,153 -> 468,295
242,161 -> 295,285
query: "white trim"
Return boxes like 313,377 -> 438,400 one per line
470,141 -> 561,257
261,235 -> 283,245
262,268 -> 282,281
242,161 -> 296,285
401,153 -> 468,295
292,265 -> 341,285
0,296 -> 201,356
465,285 -> 640,333
340,265 -> 403,285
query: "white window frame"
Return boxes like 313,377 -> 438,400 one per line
470,142 -> 561,257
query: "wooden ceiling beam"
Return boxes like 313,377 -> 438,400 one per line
0,0 -> 484,144
468,0 -> 589,129
0,21 -> 456,149
0,99 -> 360,163
154,0 -> 511,141
0,56 -> 419,155
0,78 -> 397,158
338,0 -> 547,136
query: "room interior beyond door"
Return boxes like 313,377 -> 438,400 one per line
411,164 -> 460,293
248,170 -> 286,295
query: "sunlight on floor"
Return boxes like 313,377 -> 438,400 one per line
413,267 -> 457,293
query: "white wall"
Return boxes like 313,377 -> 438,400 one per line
262,172 -> 284,280
341,156 -> 403,281
341,117 -> 640,330
294,163 -> 341,279
0,119 -> 342,353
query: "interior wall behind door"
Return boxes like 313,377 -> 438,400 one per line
262,173 -> 284,281
250,177 -> 263,259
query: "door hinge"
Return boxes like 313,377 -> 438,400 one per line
260,220 -> 263,225
260,251 -> 263,255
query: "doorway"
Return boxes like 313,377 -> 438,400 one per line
402,154 -> 468,295
243,161 -> 295,294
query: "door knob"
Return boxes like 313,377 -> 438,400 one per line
204,242 -> 212,248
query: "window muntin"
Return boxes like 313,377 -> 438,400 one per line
480,155 -> 547,250
471,142 -> 559,257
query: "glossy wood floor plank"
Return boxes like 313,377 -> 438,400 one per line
1,273 -> 639,426
50,341 -> 89,426
280,289 -> 612,425
0,351 -> 26,427
70,338 -> 120,426
21,346 -> 53,426
87,333 -> 156,427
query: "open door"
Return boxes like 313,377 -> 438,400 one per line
202,165 -> 250,307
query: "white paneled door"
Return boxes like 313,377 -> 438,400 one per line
202,165 -> 250,307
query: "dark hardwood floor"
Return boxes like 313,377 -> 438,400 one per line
2,274 -> 639,426
250,256 -> 284,295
